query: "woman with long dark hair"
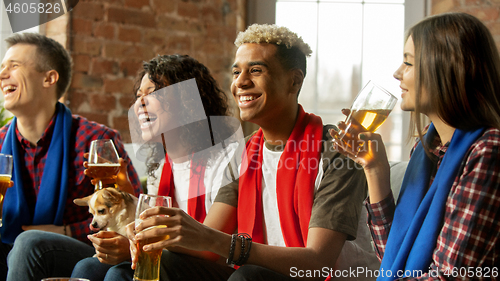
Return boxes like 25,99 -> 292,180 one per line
72,54 -> 240,281
332,12 -> 500,280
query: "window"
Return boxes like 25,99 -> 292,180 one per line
0,2 -> 40,59
0,3 -> 13,58
0,2 -> 39,119
276,0 -> 406,161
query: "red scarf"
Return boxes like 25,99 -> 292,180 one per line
158,155 -> 207,223
237,106 -> 323,247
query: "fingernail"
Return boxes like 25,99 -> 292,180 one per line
143,245 -> 150,251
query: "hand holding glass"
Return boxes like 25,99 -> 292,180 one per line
134,194 -> 172,281
0,154 -> 13,227
333,81 -> 398,154
87,139 -> 120,191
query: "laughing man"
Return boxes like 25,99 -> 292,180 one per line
0,33 -> 141,281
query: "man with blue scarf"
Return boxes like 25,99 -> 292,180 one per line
0,33 -> 142,281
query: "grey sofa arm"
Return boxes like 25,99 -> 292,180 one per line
389,161 -> 408,202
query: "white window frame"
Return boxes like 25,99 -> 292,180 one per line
0,1 -> 40,117
246,0 -> 428,161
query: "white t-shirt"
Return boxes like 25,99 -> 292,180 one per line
261,145 -> 323,246
260,144 -> 380,279
147,141 -> 239,213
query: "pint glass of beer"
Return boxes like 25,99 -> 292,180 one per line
134,194 -> 172,281
87,139 -> 120,190
335,81 -> 398,153
0,154 -> 13,227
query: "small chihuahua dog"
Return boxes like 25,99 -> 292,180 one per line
74,188 -> 138,237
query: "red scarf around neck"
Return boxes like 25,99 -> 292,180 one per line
158,155 -> 207,223
237,105 -> 323,247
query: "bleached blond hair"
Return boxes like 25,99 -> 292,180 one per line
234,24 -> 312,57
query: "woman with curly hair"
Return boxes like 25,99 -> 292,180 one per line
71,54 -> 240,281
131,54 -> 240,211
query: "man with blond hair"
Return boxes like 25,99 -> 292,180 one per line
105,24 -> 376,281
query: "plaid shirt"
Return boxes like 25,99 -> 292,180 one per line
366,127 -> 500,280
0,114 -> 142,244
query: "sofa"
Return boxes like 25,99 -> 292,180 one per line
389,161 -> 408,201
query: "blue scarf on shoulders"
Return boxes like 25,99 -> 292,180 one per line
0,102 -> 72,243
378,123 -> 485,280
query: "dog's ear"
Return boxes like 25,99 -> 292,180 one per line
102,188 -> 122,204
74,194 -> 92,206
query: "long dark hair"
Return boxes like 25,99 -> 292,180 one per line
133,54 -> 234,177
408,12 -> 500,145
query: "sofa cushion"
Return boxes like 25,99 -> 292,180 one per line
389,161 -> 408,201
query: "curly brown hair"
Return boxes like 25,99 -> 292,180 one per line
132,54 -> 235,177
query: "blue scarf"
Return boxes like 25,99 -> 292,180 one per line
378,123 -> 485,280
1,102 -> 72,243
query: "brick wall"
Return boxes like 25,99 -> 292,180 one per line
44,0 -> 246,142
431,0 -> 500,48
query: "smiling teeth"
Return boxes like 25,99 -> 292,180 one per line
2,85 -> 16,93
141,121 -> 154,128
137,113 -> 153,124
240,96 -> 256,102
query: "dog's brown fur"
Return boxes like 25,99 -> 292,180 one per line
74,188 -> 137,237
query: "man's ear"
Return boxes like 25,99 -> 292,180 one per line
290,68 -> 304,95
43,70 -> 59,88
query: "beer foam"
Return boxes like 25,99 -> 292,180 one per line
87,163 -> 120,167
0,174 -> 11,180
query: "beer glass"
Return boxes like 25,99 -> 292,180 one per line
87,139 -> 120,190
134,194 -> 172,281
0,154 -> 13,227
335,81 -> 398,153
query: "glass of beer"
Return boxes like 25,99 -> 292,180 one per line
0,154 -> 12,227
335,81 -> 398,153
87,139 -> 120,191
134,194 -> 172,281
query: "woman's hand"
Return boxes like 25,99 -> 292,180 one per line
88,231 -> 131,265
83,153 -> 135,194
331,109 -> 392,203
330,109 -> 389,170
